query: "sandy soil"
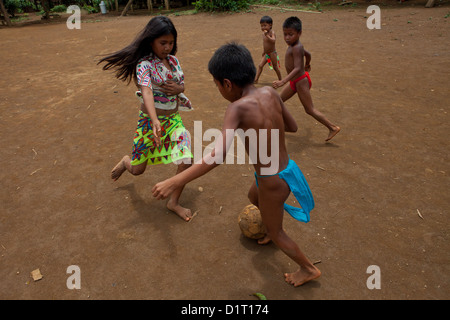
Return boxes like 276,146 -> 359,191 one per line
0,3 -> 449,300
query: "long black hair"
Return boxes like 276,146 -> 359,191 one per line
98,16 -> 178,85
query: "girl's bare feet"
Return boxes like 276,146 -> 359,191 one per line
111,156 -> 127,181
325,126 -> 341,142
284,266 -> 321,287
167,200 -> 192,222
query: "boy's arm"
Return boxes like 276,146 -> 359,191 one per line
265,30 -> 276,42
304,49 -> 311,72
152,104 -> 241,200
273,44 -> 305,88
278,93 -> 298,133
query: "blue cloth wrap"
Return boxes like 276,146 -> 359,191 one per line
254,159 -> 314,223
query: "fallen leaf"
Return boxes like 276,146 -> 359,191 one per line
253,292 -> 267,300
31,269 -> 43,281
188,210 -> 199,223
417,209 -> 424,220
29,168 -> 42,176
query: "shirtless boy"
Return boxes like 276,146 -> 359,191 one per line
273,16 -> 340,142
254,16 -> 282,83
152,43 -> 321,287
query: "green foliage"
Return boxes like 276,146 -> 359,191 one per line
309,1 -> 322,12
258,0 -> 281,4
83,5 -> 99,13
84,0 -> 101,14
3,0 -> 105,16
4,0 -> 35,16
50,5 -> 68,13
194,0 -> 250,12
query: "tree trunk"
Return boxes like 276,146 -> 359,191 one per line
147,0 -> 153,13
165,0 -> 169,10
0,0 -> 12,26
425,0 -> 435,7
42,0 -> 50,19
121,0 -> 133,16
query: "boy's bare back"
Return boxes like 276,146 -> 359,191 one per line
226,86 -> 291,175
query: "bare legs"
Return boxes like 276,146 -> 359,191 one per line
255,53 -> 282,84
248,181 -> 272,245
279,78 -> 340,142
111,156 -> 192,221
111,155 -> 145,181
248,178 -> 321,287
165,162 -> 192,221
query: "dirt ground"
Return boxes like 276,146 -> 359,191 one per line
0,3 -> 449,300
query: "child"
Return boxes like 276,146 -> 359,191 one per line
152,43 -> 321,287
254,16 -> 282,83
98,16 -> 194,222
273,16 -> 340,142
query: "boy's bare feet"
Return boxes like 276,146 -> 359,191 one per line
284,266 -> 321,287
325,126 -> 341,142
111,156 -> 127,181
167,200 -> 192,222
257,234 -> 271,245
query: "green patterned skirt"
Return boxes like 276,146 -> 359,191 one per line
130,111 -> 193,166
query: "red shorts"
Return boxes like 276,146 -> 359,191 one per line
289,72 -> 312,92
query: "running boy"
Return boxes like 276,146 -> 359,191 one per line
273,16 -> 340,142
254,16 -> 282,83
152,43 -> 321,287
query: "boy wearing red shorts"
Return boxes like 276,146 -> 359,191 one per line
273,17 -> 340,142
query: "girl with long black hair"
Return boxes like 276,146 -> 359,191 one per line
99,16 -> 193,221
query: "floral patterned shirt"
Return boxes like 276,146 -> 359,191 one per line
136,54 -> 192,111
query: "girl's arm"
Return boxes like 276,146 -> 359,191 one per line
160,81 -> 184,96
152,103 -> 241,199
141,86 -> 162,146
160,56 -> 186,96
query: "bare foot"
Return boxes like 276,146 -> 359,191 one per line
167,201 -> 192,222
257,234 -> 271,245
111,157 -> 127,181
284,266 -> 321,287
325,126 -> 341,142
